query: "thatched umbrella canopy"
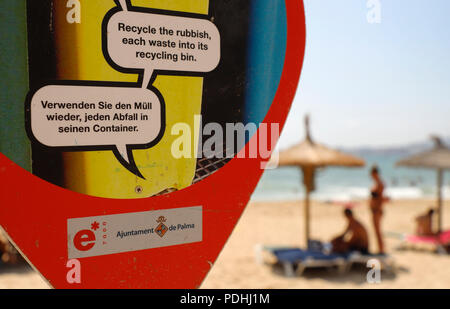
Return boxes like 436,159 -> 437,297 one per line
277,116 -> 366,245
396,136 -> 450,233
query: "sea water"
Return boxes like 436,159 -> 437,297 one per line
252,153 -> 450,202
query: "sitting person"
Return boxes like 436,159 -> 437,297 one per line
415,208 -> 435,236
0,231 -> 19,264
331,208 -> 369,254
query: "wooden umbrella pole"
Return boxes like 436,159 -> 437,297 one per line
437,169 -> 443,233
304,187 -> 310,246
302,166 -> 314,247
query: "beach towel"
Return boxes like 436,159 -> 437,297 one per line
406,230 -> 450,245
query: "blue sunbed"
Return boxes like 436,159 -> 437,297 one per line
346,252 -> 396,272
254,245 -> 396,277
271,248 -> 349,277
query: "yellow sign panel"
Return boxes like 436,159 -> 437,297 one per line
53,0 -> 208,198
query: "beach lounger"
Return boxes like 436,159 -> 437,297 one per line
255,246 -> 349,277
347,252 -> 397,273
255,244 -> 397,277
399,230 -> 450,254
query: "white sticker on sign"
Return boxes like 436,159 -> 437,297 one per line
105,10 -> 221,78
67,206 -> 202,259
30,85 -> 163,154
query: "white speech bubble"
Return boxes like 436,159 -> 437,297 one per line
29,84 -> 164,175
104,9 -> 221,83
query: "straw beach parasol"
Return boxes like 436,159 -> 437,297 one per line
277,116 -> 366,245
396,136 -> 450,233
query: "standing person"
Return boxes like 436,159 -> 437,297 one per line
369,165 -> 385,254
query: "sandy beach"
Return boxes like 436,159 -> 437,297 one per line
201,199 -> 450,289
0,199 -> 449,289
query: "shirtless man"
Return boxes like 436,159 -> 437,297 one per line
331,209 -> 369,254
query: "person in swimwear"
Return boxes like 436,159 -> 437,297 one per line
415,208 -> 435,236
331,208 -> 369,254
370,165 -> 385,254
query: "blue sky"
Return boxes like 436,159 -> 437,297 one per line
278,0 -> 450,149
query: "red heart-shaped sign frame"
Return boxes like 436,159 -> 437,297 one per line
0,0 -> 306,288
